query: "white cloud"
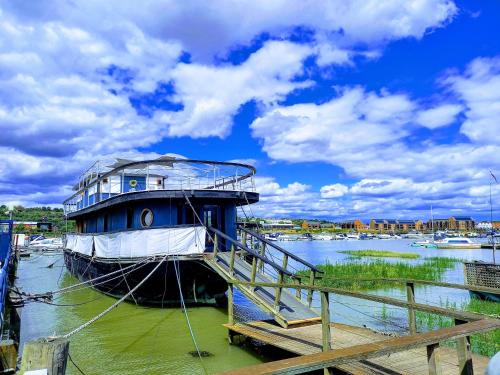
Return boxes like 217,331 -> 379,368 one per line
320,184 -> 349,198
416,103 -> 462,129
445,57 -> 500,144
158,41 -> 313,138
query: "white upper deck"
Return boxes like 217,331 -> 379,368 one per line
63,156 -> 256,214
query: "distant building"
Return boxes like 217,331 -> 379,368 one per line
341,220 -> 365,231
259,219 -> 294,230
302,221 -> 321,230
370,219 -> 423,232
429,216 -> 475,231
13,221 -> 53,232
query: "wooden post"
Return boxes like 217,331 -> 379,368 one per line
229,243 -> 236,276
307,270 -> 315,307
250,256 -> 258,285
19,338 -> 70,375
295,278 -> 302,300
228,283 -> 234,326
274,271 -> 283,312
258,243 -> 266,272
321,291 -> 332,375
242,231 -> 247,247
0,340 -> 17,373
213,233 -> 218,258
227,283 -> 235,344
455,319 -> 473,375
406,282 -> 416,334
426,343 -> 442,375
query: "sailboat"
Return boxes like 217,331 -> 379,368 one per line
411,206 -> 437,248
463,171 -> 499,302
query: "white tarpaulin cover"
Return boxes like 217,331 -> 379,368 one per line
78,226 -> 207,258
65,234 -> 93,256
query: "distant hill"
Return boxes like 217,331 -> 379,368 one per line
0,205 -> 75,235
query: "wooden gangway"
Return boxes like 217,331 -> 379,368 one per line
218,279 -> 500,375
204,227 -> 322,327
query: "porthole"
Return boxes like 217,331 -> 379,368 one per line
140,208 -> 154,227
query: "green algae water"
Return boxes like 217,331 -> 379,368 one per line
18,254 -> 264,374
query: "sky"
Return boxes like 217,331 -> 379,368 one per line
0,0 -> 499,221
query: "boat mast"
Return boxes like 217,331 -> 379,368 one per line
490,171 -> 496,264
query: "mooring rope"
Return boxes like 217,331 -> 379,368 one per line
173,257 -> 208,375
61,255 -> 167,339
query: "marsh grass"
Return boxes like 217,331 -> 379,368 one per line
302,257 -> 461,291
416,298 -> 500,356
339,250 -> 420,259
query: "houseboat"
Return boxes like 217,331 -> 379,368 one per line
63,156 -> 258,306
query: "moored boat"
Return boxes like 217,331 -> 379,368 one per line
434,237 -> 481,249
63,156 -> 259,306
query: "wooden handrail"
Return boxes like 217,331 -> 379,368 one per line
209,227 -> 292,277
218,318 -> 500,375
228,280 -> 489,322
238,227 -> 323,274
320,277 -> 500,295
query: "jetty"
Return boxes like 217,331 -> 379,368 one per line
203,226 -> 500,375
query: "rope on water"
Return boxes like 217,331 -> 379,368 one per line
173,257 -> 208,375
61,255 -> 167,339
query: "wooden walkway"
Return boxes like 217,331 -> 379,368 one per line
225,320 -> 492,374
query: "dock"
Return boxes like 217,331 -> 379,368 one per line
202,226 -> 500,375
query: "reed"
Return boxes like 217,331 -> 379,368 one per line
339,250 -> 420,259
298,257 -> 460,291
416,298 -> 500,357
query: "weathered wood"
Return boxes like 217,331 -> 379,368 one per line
230,280 -> 487,322
426,343 -> 441,375
213,233 -> 219,257
228,284 -> 234,327
19,338 -> 70,375
258,243 -> 266,272
0,340 -> 17,373
307,270 -> 315,307
330,277 -> 500,295
250,256 -> 258,284
295,278 -> 301,300
219,319 -> 499,375
274,271 -> 284,312
455,319 -> 473,375
320,291 -> 331,375
406,282 -> 416,334
229,244 -> 236,276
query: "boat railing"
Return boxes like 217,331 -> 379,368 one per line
237,226 -> 324,306
209,226 -> 302,312
64,158 -> 256,214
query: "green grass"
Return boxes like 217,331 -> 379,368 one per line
300,257 -> 461,291
339,250 -> 420,259
416,298 -> 500,357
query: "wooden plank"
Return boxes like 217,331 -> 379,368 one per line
19,338 -> 70,375
220,319 -> 499,375
426,343 -> 442,375
331,277 -> 500,295
455,319 -> 473,375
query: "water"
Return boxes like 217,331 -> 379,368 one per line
17,240 -> 494,374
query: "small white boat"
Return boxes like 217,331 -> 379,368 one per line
435,237 -> 481,249
29,238 -> 63,250
314,234 -> 333,240
346,233 -> 360,240
377,234 -> 392,240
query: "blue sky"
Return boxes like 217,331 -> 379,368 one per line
0,0 -> 498,221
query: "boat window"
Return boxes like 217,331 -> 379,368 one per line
140,208 -> 154,228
